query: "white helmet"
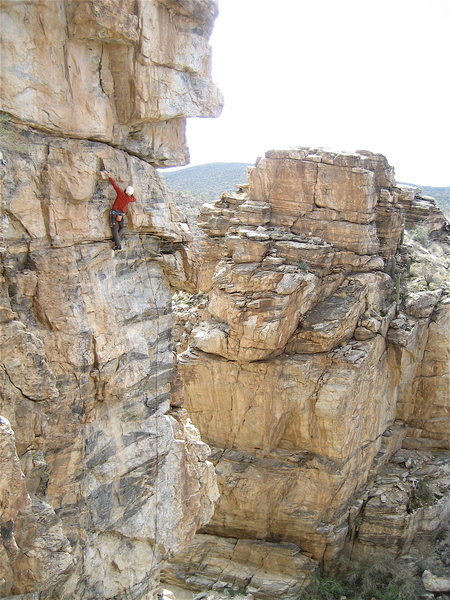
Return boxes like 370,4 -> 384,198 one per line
125,186 -> 134,196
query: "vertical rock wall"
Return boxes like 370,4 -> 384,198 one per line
0,1 -> 222,598
1,0 -> 222,165
164,149 -> 449,598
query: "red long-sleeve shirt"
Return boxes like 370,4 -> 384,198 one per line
108,177 -> 136,212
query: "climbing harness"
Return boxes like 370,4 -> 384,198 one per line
110,209 -> 125,225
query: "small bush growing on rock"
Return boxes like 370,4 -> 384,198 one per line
410,226 -> 429,246
225,588 -> 249,598
407,479 -> 436,512
302,553 -> 419,599
423,269 -> 433,287
302,573 -> 346,599
298,261 -> 309,272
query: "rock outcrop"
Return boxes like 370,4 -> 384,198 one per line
0,1 -> 221,598
0,0 -> 222,166
396,185 -> 447,234
165,149 -> 449,597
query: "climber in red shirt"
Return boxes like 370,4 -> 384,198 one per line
101,171 -> 136,250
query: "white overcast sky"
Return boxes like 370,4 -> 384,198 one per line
185,0 -> 450,186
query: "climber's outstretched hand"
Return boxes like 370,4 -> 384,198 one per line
100,170 -> 111,180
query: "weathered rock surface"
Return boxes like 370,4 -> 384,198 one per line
0,1 -> 221,598
193,149 -> 403,364
0,0 -> 222,167
0,417 -> 31,595
422,569 -> 450,593
2,0 -> 449,596
0,418 -> 29,523
398,300 -> 450,449
0,139 -> 218,598
396,185 -> 448,234
347,449 -> 450,556
166,148 -> 450,597
163,533 -> 317,598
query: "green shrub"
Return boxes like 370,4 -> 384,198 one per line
302,553 -> 418,600
302,573 -> 346,599
225,588 -> 248,598
376,584 -> 402,600
298,261 -> 309,272
410,225 -> 429,246
408,479 -> 436,512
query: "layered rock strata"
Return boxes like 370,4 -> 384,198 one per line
0,1 -> 222,598
0,0 -> 222,166
396,185 -> 448,234
165,149 -> 449,597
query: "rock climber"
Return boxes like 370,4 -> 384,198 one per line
101,170 -> 136,250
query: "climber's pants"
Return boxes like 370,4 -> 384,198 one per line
110,210 -> 125,246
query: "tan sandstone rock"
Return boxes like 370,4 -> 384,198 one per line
401,301 -> 450,449
0,1 -> 221,598
0,145 -> 218,595
0,417 -> 29,524
0,417 -> 31,596
349,449 -> 450,557
0,0 -> 223,166
396,185 -> 447,234
166,147 -> 449,596
163,533 -> 318,599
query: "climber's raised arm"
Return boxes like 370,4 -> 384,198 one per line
108,177 -> 122,193
101,171 -> 121,193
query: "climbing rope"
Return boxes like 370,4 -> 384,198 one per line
138,233 -> 163,594
119,233 -> 163,599
0,151 -> 7,254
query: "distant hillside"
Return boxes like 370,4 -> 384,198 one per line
161,162 -> 251,202
160,163 -> 450,224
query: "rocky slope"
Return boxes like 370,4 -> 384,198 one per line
0,1 -> 222,599
164,148 -> 449,598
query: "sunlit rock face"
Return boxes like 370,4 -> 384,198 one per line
0,0 -> 222,167
395,185 -> 447,234
193,149 -> 402,363
0,1 -> 221,598
394,300 -> 450,449
167,148 -> 449,598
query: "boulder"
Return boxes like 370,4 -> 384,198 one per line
404,290 -> 442,318
422,570 -> 450,593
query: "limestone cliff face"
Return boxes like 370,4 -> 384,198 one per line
1,0 -> 222,166
0,1 -> 221,598
164,149 -> 450,598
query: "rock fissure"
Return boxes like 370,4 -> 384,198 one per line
2,366 -> 39,403
2,110 -> 177,167
312,161 -> 319,208
308,368 -> 330,444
